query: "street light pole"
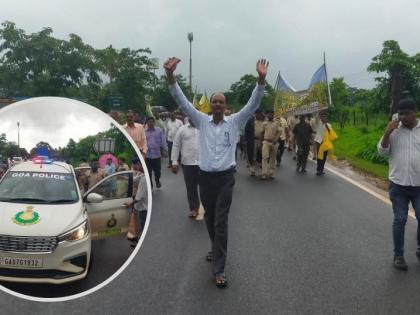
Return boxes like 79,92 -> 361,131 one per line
188,32 -> 193,90
17,121 -> 20,148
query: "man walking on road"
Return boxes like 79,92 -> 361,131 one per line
276,114 -> 288,166
165,56 -> 268,288
124,110 -> 148,157
166,112 -> 183,168
244,116 -> 256,176
145,117 -> 168,189
314,111 -> 331,176
293,115 -> 314,173
254,109 -> 265,168
378,98 -> 420,271
171,121 -> 200,219
261,110 -> 281,180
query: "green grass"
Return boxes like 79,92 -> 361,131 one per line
331,124 -> 389,180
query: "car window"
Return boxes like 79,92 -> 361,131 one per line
90,173 -> 131,200
0,171 -> 79,204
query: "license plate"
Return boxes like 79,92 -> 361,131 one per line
96,227 -> 122,238
0,256 -> 43,268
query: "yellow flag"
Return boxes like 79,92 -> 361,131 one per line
318,127 -> 338,160
193,94 -> 199,109
198,93 -> 211,114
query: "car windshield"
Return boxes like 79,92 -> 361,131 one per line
0,171 -> 79,204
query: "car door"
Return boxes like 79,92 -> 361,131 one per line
83,171 -> 134,239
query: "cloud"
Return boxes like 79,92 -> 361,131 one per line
0,97 -> 113,151
0,0 -> 419,93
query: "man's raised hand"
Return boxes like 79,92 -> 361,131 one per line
164,57 -> 181,74
256,59 -> 269,84
164,57 -> 180,84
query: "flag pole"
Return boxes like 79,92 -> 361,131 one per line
273,71 -> 281,116
324,52 -> 333,107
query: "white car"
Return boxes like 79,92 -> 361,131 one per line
0,159 -> 135,284
12,157 -> 23,165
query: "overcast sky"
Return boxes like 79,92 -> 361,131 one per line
1,0 -> 419,93
0,98 -> 113,151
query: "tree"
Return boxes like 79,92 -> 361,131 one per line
0,21 -> 101,97
228,74 -> 273,112
368,40 -> 418,116
153,74 -> 192,111
96,46 -> 156,114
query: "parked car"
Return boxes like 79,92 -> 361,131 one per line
0,159 -> 135,284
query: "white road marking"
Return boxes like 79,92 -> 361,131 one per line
322,162 -> 416,220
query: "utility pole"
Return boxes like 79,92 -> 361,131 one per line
188,32 -> 193,90
17,121 -> 20,148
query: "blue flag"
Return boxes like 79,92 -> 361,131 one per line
274,72 -> 296,92
308,64 -> 327,88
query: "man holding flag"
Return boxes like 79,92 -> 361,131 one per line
165,56 -> 268,288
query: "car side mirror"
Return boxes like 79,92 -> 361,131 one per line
86,193 -> 104,203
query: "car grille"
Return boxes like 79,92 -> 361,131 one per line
0,235 -> 58,253
0,268 -> 78,279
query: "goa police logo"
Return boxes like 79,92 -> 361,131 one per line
12,206 -> 41,226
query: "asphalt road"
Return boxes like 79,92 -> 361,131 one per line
1,236 -> 133,298
2,152 -> 420,314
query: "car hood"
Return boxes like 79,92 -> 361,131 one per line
0,201 -> 85,237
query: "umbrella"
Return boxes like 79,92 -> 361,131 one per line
98,153 -> 118,169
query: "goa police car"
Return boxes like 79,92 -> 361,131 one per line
0,159 -> 135,284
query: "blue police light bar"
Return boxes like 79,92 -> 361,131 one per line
33,156 -> 53,164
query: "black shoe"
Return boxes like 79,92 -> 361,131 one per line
301,168 -> 307,173
393,256 -> 408,271
416,251 -> 420,262
293,156 -> 296,160
296,166 -> 301,172
156,180 -> 162,188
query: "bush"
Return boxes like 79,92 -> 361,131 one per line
359,126 -> 369,134
357,139 -> 388,165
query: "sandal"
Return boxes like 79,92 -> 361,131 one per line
188,210 -> 198,219
215,274 -> 228,288
206,251 -> 213,262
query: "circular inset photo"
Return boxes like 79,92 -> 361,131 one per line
0,97 -> 151,301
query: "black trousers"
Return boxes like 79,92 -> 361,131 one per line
167,141 -> 173,166
182,165 -> 200,211
256,143 -> 262,164
297,144 -> 310,169
146,157 -> 161,187
276,139 -> 285,164
245,140 -> 255,166
199,169 -> 235,276
316,143 -> 328,172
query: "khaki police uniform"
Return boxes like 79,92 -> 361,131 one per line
261,120 -> 281,178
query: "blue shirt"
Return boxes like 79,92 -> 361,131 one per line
169,82 -> 265,172
145,127 -> 167,159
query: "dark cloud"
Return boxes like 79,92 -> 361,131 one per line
1,0 -> 419,92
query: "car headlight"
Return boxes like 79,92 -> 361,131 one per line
58,220 -> 89,242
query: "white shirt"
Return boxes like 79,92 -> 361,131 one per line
166,119 -> 183,142
377,121 -> 420,186
134,174 -> 148,211
314,120 -> 332,144
171,124 -> 199,166
169,82 -> 265,172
